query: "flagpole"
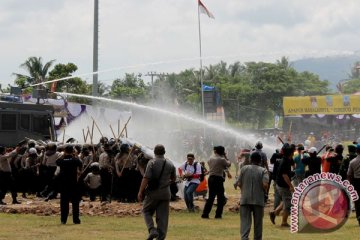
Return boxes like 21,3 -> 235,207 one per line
198,1 -> 205,119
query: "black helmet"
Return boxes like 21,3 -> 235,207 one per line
64,144 -> 74,154
255,141 -> 263,150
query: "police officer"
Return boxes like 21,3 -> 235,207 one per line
137,144 -> 176,240
201,146 -> 231,219
0,146 -> 20,204
99,143 -> 113,202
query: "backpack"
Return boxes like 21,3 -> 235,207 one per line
185,162 -> 205,182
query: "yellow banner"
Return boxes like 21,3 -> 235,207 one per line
283,95 -> 360,115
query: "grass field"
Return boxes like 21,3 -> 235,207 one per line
0,169 -> 359,239
0,210 -> 359,240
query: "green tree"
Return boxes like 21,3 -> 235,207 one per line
342,62 -> 360,94
48,63 -> 89,94
13,57 -> 55,86
342,79 -> 360,94
110,73 -> 148,101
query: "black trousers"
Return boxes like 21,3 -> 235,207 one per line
0,171 -> 17,201
100,168 -> 112,202
202,175 -> 226,218
60,191 -> 80,224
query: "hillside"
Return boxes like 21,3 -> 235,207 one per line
292,52 -> 360,89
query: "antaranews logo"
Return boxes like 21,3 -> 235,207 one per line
291,172 -> 359,233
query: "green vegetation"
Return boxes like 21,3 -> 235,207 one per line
0,211 -> 358,240
11,55 -> 345,128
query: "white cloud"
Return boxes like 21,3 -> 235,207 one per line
1,0 -> 360,87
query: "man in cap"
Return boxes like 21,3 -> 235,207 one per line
302,147 -> 321,177
56,144 -> 82,224
293,144 -> 307,186
347,144 -> 360,226
201,146 -> 231,219
252,141 -> 269,171
252,141 -> 269,203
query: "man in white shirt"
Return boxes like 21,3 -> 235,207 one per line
178,153 -> 202,212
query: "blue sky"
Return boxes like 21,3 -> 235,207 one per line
1,0 -> 360,87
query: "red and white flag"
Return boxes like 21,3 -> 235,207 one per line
198,0 -> 215,19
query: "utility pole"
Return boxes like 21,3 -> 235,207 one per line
146,72 -> 168,99
92,0 -> 99,97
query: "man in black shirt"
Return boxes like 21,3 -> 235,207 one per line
56,144 -> 82,224
273,143 -> 294,227
302,147 -> 321,177
269,149 -> 283,223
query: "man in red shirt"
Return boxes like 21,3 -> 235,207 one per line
321,146 -> 333,173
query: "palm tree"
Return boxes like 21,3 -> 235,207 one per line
276,56 -> 292,69
13,56 -> 55,86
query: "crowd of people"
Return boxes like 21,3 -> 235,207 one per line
0,137 -> 155,206
234,136 -> 360,239
1,132 -> 360,239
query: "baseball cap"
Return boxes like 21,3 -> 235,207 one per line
348,144 -> 356,151
309,147 -> 317,154
356,144 -> 360,150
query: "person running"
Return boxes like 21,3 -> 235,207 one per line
201,146 -> 231,219
272,143 -> 294,227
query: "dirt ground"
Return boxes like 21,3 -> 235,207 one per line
0,192 -> 273,217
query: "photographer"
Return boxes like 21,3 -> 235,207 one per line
178,153 -> 202,212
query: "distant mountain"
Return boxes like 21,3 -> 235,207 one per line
292,52 -> 360,89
